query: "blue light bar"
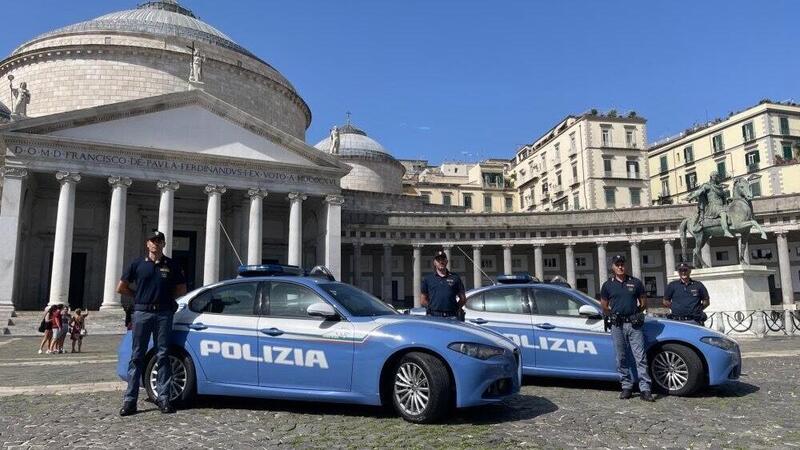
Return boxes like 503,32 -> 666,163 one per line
496,273 -> 538,284
237,264 -> 304,278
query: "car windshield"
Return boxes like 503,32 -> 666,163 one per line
571,288 -> 601,307
320,283 -> 399,317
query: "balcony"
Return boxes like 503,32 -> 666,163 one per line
776,155 -> 800,166
747,163 -> 760,173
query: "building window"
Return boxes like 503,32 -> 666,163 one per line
660,178 -> 669,197
683,146 -> 694,164
625,129 -> 635,148
716,160 -> 727,179
716,251 -> 729,262
541,153 -> 547,171
553,143 -> 560,162
746,150 -> 760,172
573,193 -> 580,210
569,132 -> 577,153
780,117 -> 790,135
630,188 -> 641,206
555,172 -> 562,187
420,192 -> 431,204
685,172 -> 697,189
571,163 -> 578,182
463,194 -> 473,209
544,257 -> 558,268
504,196 -> 513,212
483,194 -> 492,212
442,193 -> 452,206
782,144 -> 794,160
659,155 -> 668,173
712,134 -> 724,153
604,188 -> 616,208
603,157 -> 613,176
601,127 -> 612,147
742,122 -> 755,142
750,179 -> 762,197
541,179 -> 549,195
575,256 -> 587,267
626,160 -> 640,179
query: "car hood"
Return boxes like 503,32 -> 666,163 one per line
645,316 -> 732,342
366,314 -> 517,351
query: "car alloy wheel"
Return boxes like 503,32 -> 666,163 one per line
394,361 -> 430,416
652,350 -> 689,392
149,355 -> 187,402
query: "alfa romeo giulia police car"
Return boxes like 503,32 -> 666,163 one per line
462,274 -> 741,396
117,265 -> 521,423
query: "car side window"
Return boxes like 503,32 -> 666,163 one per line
483,288 -> 527,314
532,288 -> 583,317
189,282 -> 258,316
465,294 -> 484,311
267,282 -> 325,318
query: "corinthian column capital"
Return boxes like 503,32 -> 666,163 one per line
55,171 -> 81,184
204,184 -> 227,195
156,180 -> 180,192
108,176 -> 132,189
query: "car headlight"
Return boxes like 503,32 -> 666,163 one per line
700,336 -> 738,351
448,342 -> 505,360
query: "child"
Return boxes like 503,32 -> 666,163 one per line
70,309 -> 89,353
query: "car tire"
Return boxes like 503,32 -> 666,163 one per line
649,343 -> 703,396
144,351 -> 196,407
391,352 -> 452,423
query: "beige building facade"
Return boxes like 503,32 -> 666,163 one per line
511,111 -> 650,212
648,101 -> 800,205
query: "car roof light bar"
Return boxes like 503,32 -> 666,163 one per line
237,264 -> 305,278
496,273 -> 540,284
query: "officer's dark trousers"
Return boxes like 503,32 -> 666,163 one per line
611,323 -> 651,392
123,310 -> 174,405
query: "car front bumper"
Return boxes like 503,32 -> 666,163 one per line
451,348 -> 521,408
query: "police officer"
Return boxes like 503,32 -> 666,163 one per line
117,230 -> 187,416
599,254 -> 654,402
663,262 -> 710,326
420,249 -> 466,320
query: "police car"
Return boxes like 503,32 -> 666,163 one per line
462,274 -> 741,396
117,265 -> 521,423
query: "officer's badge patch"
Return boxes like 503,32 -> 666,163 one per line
690,289 -> 698,296
447,277 -> 455,286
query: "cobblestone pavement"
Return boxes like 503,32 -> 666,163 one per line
0,335 -> 798,449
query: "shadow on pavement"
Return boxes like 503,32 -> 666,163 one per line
523,375 -> 620,392
694,381 -> 760,398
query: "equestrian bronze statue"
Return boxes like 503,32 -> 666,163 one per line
679,173 -> 766,268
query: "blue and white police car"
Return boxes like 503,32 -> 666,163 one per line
462,274 -> 741,396
117,265 -> 521,423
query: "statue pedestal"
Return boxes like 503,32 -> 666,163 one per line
668,265 -> 775,336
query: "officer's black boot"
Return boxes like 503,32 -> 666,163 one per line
619,389 -> 633,400
119,402 -> 137,417
157,399 -> 176,414
640,391 -> 655,402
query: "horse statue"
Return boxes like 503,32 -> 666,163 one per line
679,176 -> 766,268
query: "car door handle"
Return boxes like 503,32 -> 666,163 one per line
259,327 -> 284,336
533,323 -> 556,330
469,318 -> 488,324
188,323 -> 208,331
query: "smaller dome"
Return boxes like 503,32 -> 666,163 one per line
314,123 -> 392,157
0,101 -> 10,121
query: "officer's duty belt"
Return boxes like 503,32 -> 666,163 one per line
133,303 -> 174,312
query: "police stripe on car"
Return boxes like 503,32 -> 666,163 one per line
199,340 -> 329,368
503,334 -> 598,355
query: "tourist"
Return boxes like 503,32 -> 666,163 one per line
37,305 -> 57,354
420,249 -> 466,321
70,309 -> 89,353
48,305 -> 63,354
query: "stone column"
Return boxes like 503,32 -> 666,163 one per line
156,180 -> 180,257
630,240 -> 642,279
597,241 -> 608,284
352,241 -> 362,286
49,172 -> 81,305
565,243 -> 576,288
442,244 -> 452,261
472,244 -> 484,289
776,231 -> 795,334
664,239 -> 676,279
0,168 -> 28,311
203,184 -> 226,285
503,244 -> 513,275
413,244 -> 423,308
246,189 -> 267,265
534,244 -> 544,281
702,243 -> 713,268
324,195 -> 344,281
738,236 -> 751,264
287,192 -> 307,267
383,243 -> 393,302
100,176 -> 132,310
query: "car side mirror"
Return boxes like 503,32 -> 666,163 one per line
579,304 -> 602,319
307,302 -> 338,320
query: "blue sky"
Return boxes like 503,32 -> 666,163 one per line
3,1 -> 798,163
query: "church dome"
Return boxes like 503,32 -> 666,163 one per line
314,124 -> 393,157
0,0 -> 310,139
0,101 -> 9,122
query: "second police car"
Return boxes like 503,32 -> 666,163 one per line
117,265 -> 521,423
463,274 -> 741,396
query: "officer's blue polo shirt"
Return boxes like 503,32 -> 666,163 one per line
122,255 -> 186,311
664,278 -> 708,316
600,275 -> 646,316
421,271 -> 465,313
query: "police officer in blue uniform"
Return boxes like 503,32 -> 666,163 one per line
117,230 -> 187,416
600,254 -> 654,402
663,262 -> 710,326
420,249 -> 466,320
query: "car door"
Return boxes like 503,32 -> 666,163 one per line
528,286 -> 616,376
464,287 -> 535,370
258,281 -> 355,391
182,280 -> 261,385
